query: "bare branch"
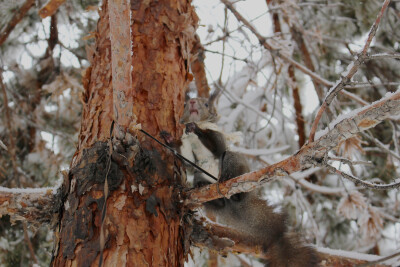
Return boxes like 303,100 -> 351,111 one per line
308,0 -> 391,142
325,164 -> 400,190
185,90 -> 400,206
220,0 -> 332,87
361,132 -> 400,161
289,168 -> 349,195
0,0 -> 35,46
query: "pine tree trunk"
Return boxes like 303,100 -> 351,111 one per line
51,0 -> 198,265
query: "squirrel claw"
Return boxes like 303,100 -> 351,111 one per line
185,122 -> 196,134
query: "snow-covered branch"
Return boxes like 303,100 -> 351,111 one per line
0,187 -> 59,226
186,90 -> 400,206
192,218 -> 392,266
308,0 -> 391,142
191,219 -> 268,260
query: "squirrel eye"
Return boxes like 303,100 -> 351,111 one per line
204,103 -> 209,107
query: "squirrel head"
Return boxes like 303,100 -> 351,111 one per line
180,97 -> 219,123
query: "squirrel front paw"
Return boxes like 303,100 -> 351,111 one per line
185,122 -> 197,134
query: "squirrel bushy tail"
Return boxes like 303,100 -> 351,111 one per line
265,231 -> 319,267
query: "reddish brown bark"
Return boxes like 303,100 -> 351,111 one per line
52,0 -> 198,266
39,0 -> 66,19
288,65 -> 306,148
191,35 -> 211,97
266,0 -> 306,148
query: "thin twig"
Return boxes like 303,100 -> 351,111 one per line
344,82 -> 400,89
186,90 -> 400,205
325,164 -> 400,190
204,49 -> 247,62
361,132 -> 400,161
329,157 -> 374,167
308,0 -> 391,142
0,0 -> 35,46
365,53 -> 400,60
220,0 -> 332,87
356,250 -> 400,267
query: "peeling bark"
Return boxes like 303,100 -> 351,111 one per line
52,0 -> 198,266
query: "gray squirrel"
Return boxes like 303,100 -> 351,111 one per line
179,95 -> 319,267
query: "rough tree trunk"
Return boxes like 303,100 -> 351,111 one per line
51,0 -> 198,266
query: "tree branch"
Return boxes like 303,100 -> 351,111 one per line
325,164 -> 400,190
185,90 -> 400,206
190,219 -> 268,259
308,0 -> 391,142
192,218 -> 391,266
220,0 -> 332,87
0,0 -> 35,46
0,187 -> 58,225
38,0 -> 66,19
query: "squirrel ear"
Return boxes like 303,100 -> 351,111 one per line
208,87 -> 221,107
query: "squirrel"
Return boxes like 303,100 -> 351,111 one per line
179,96 -> 244,183
180,95 -> 319,267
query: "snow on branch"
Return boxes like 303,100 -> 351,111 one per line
191,219 -> 391,266
0,186 -> 59,226
308,0 -> 391,142
191,219 -> 268,260
325,164 -> 400,190
186,90 -> 400,206
220,0 -> 332,87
